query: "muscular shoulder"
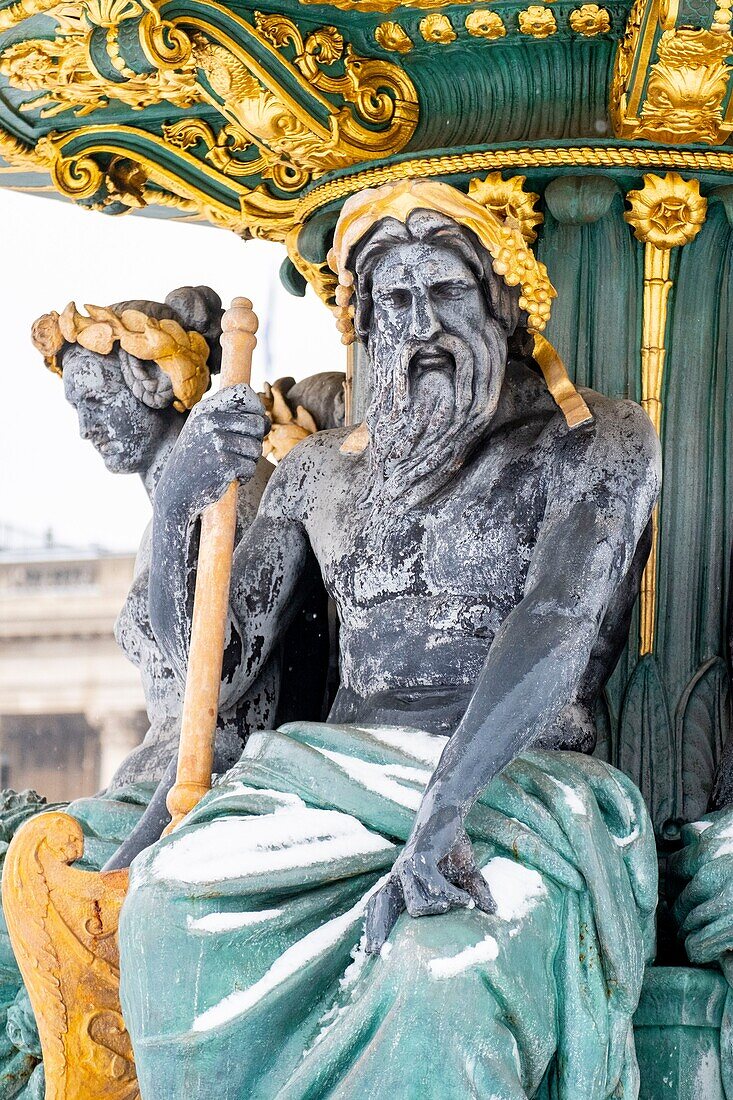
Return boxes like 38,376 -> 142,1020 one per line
582,391 -> 660,489
541,389 -> 660,524
258,427 -> 355,520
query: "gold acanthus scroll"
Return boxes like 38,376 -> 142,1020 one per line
625,172 -> 707,655
1,812 -> 139,1100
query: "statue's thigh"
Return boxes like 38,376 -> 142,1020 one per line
293,883 -> 565,1100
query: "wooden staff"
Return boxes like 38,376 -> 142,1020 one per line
166,297 -> 258,831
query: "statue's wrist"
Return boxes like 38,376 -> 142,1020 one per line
408,801 -> 462,859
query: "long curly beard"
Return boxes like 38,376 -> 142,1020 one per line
362,324 -> 506,514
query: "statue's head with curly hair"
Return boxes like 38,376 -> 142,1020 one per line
32,287 -> 223,476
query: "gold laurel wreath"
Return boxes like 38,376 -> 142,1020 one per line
31,302 -> 211,411
328,177 -> 557,344
330,178 -> 592,430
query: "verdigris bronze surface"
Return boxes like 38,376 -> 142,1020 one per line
118,180 -> 661,1097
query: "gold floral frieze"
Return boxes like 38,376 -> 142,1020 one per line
518,6 -> 558,36
419,13 -> 457,41
375,21 -> 414,51
612,0 -> 733,145
465,10 -> 506,37
569,4 -> 611,34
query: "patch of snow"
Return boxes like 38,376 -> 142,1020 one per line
353,726 -> 447,767
689,820 -> 714,835
152,808 -> 393,884
429,934 -> 499,979
220,784 -> 304,806
320,749 -> 423,809
480,857 -> 547,922
192,876 -> 389,1032
550,778 -> 587,817
613,824 -> 640,848
383,763 -> 433,785
187,909 -> 282,934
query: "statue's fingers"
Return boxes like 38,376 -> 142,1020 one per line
673,861 -> 729,925
464,870 -> 498,915
444,852 -> 497,915
685,914 -> 733,965
216,430 -> 264,457
198,382 -> 263,415
403,866 -> 471,917
364,879 -> 404,955
680,894 -> 728,935
214,413 -> 268,442
667,843 -> 703,882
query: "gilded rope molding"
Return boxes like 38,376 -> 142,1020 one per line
625,172 -> 707,655
295,146 -> 733,223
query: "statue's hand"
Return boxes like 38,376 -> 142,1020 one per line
364,827 -> 496,955
671,809 -> 733,966
159,384 -> 268,521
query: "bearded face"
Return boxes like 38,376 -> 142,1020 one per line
357,222 -> 517,512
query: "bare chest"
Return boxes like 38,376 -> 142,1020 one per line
307,453 -> 549,618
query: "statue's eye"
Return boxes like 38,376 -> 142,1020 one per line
386,289 -> 411,310
432,282 -> 468,301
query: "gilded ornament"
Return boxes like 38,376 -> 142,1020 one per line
638,30 -> 733,143
163,119 -> 260,178
0,0 -> 67,32
286,225 -> 339,307
569,4 -> 611,35
259,379 -> 318,460
190,13 -> 418,190
624,173 -> 707,654
0,0 -> 417,236
300,0 -> 490,9
31,300 -> 212,409
2,812 -> 139,1100
0,125 -> 53,172
468,171 -> 542,242
0,0 -> 199,118
465,10 -> 506,38
296,145 -> 733,229
375,21 -> 414,52
612,0 -> 733,145
419,14 -> 457,42
518,6 -> 557,37
625,171 -> 706,248
713,0 -> 732,33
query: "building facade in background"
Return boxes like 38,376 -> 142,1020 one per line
0,546 -> 145,802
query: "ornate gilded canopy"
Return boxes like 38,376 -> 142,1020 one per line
1,0 -> 732,305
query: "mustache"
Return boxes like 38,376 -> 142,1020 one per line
395,333 -> 477,414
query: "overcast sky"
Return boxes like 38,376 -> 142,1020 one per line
0,190 -> 344,552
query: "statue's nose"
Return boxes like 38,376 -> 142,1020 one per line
411,294 -> 441,341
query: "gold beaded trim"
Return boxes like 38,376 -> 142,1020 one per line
295,144 -> 733,224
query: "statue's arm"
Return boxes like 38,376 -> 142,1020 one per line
411,402 -> 661,857
149,383 -> 311,708
365,401 -> 661,949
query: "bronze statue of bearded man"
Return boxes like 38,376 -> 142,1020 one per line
117,180 -> 661,1100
